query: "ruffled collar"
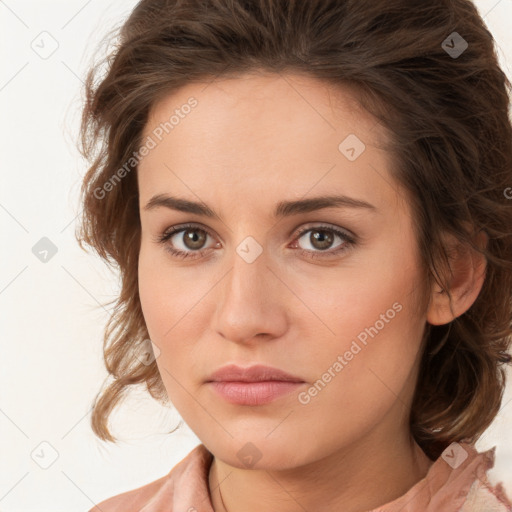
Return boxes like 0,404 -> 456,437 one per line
95,441 -> 512,511
369,442 -> 509,511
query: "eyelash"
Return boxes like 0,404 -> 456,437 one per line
154,222 -> 357,261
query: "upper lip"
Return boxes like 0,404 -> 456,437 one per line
206,364 -> 304,383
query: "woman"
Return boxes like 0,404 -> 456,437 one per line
77,0 -> 512,510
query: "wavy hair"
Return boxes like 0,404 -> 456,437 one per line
76,0 -> 512,460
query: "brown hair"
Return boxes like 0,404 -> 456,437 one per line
76,0 -> 512,460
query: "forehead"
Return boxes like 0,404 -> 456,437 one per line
137,71 -> 404,217
142,71 -> 381,144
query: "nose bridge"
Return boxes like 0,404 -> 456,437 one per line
224,239 -> 269,308
213,236 -> 285,342
223,219 -> 270,293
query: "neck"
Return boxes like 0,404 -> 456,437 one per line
208,426 -> 433,512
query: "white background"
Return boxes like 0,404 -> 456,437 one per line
1,1 -> 511,510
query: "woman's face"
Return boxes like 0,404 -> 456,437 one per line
137,72 -> 429,469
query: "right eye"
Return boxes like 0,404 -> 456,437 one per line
155,223 -> 219,260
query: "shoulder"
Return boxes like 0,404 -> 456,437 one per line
460,478 -> 512,512
88,473 -> 170,512
88,444 -> 214,512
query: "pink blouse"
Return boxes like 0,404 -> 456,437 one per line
90,442 -> 512,511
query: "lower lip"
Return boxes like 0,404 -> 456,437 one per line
208,381 -> 304,405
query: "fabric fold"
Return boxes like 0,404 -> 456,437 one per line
90,442 -> 512,512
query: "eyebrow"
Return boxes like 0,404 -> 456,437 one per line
143,193 -> 377,219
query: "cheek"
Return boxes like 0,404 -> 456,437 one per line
138,258 -> 191,407
137,245 -> 189,360
138,242 -> 191,330
290,276 -> 425,455
297,243 -> 425,393
138,249 -> 166,335
137,246 -> 210,388
298,288 -> 414,393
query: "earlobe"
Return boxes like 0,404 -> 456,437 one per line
426,229 -> 488,326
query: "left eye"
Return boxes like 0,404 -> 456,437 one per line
291,224 -> 356,259
294,225 -> 352,252
155,223 -> 356,260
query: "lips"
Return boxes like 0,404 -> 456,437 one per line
206,364 -> 304,383
206,364 -> 305,406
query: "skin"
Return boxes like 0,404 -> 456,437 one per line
136,71 -> 487,512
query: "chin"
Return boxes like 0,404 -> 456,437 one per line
203,435 -> 315,471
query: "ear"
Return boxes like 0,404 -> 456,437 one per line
426,227 -> 488,326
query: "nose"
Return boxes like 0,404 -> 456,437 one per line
212,246 -> 288,345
